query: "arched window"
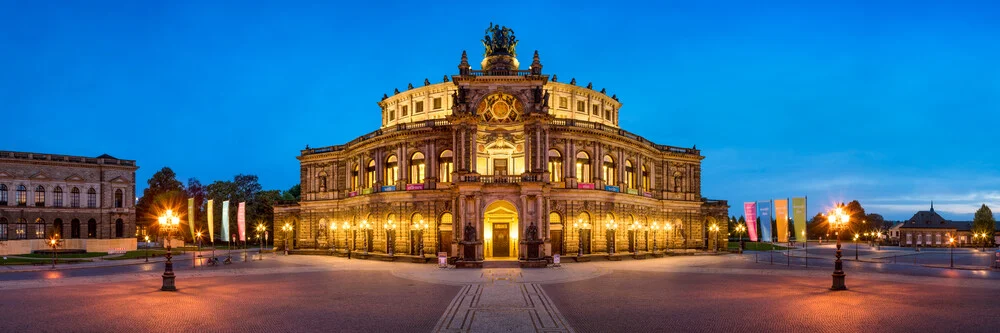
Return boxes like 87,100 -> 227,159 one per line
87,188 -> 97,208
16,185 -> 27,206
365,160 -> 376,188
439,150 -> 454,183
548,149 -> 562,182
0,184 -> 7,205
624,160 -> 635,189
410,152 -> 425,184
54,186 -> 64,207
34,185 -> 45,206
14,218 -> 27,239
351,165 -> 361,191
71,187 -> 81,208
384,155 -> 398,186
115,219 -> 124,238
87,219 -> 97,238
54,218 -> 64,238
34,218 -> 46,239
70,218 -> 80,238
576,152 -> 592,183
0,217 -> 7,240
641,165 -> 650,191
114,189 -> 124,208
603,155 -> 616,185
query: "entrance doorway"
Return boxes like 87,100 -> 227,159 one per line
493,223 -> 510,257
484,200 -> 518,259
493,159 -> 508,176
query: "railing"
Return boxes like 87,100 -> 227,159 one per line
468,69 -> 533,77
552,119 -> 699,155
0,151 -> 136,166
479,175 -> 521,184
303,119 -> 451,156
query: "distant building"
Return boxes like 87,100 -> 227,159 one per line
0,151 -> 138,255
899,204 -> 998,247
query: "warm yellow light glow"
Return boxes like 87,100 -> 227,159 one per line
827,215 -> 836,224
342,221 -> 350,230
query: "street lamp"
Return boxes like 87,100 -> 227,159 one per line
342,221 -> 352,259
708,224 -> 719,252
281,223 -> 292,255
144,235 -> 150,262
665,223 -> 675,253
573,219 -> 591,257
157,209 -> 181,291
48,235 -> 60,269
384,219 -> 397,256
735,224 -> 746,254
194,231 -> 203,267
606,220 -> 618,255
854,233 -> 860,261
255,224 -> 266,260
875,231 -> 882,251
413,219 -> 429,257
949,235 -> 956,268
360,220 -> 372,255
328,222 -> 337,256
650,221 -> 661,254
802,230 -> 808,267
827,207 -> 850,291
627,221 -> 642,254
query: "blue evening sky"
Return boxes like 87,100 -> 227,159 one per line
2,1 -> 998,220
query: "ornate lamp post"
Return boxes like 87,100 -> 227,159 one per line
854,233 -> 860,261
255,224 -> 266,260
802,230 -> 808,267
384,219 -> 397,256
414,219 -> 429,257
606,220 -> 618,255
627,221 -> 641,254
158,209 -> 181,292
342,221 -> 352,259
573,219 -> 591,257
650,221 -> 661,254
144,235 -> 150,262
328,222 -> 337,256
281,223 -> 292,255
735,224 -> 746,254
48,235 -> 60,269
360,220 -> 372,255
827,207 -> 850,291
194,231 -> 203,267
949,235 -> 955,268
665,223 -> 675,253
708,224 -> 719,252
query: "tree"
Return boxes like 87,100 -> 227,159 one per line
807,212 -> 827,239
972,204 -> 996,246
843,200 -> 866,232
280,184 -> 301,202
136,167 -> 185,238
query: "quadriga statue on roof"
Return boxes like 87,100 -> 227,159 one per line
482,22 -> 518,57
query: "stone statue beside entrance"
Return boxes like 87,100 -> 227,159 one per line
520,221 -> 546,267
456,222 -> 483,268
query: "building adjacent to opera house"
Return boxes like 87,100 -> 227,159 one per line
0,151 -> 138,255
275,25 -> 729,265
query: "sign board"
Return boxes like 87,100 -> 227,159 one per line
604,185 -> 620,192
438,252 -> 448,268
381,185 -> 396,192
348,191 -> 358,197
643,191 -> 653,198
625,188 -> 639,195
553,254 -> 560,265
406,183 -> 425,191
577,183 -> 595,190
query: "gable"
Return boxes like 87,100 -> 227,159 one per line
65,174 -> 86,182
108,176 -> 129,184
0,171 -> 10,178
29,172 -> 50,180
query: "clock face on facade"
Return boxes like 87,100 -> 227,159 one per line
477,92 -> 523,123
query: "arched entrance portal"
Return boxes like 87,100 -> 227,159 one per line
484,200 -> 518,259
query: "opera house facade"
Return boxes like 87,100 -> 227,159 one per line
275,25 -> 728,266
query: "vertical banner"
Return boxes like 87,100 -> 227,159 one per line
792,197 -> 807,241
207,199 -> 215,242
188,198 -> 195,239
775,199 -> 789,243
758,201 -> 772,242
237,202 -> 246,242
222,200 -> 230,243
743,202 -> 758,242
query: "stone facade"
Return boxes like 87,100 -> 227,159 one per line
0,151 -> 138,255
274,25 -> 729,263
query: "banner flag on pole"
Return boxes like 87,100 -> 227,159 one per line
188,198 -> 195,239
775,199 -> 789,243
758,201 -> 772,242
222,200 -> 230,243
744,202 -> 758,242
207,199 -> 215,243
238,202 -> 246,242
792,197 -> 808,241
